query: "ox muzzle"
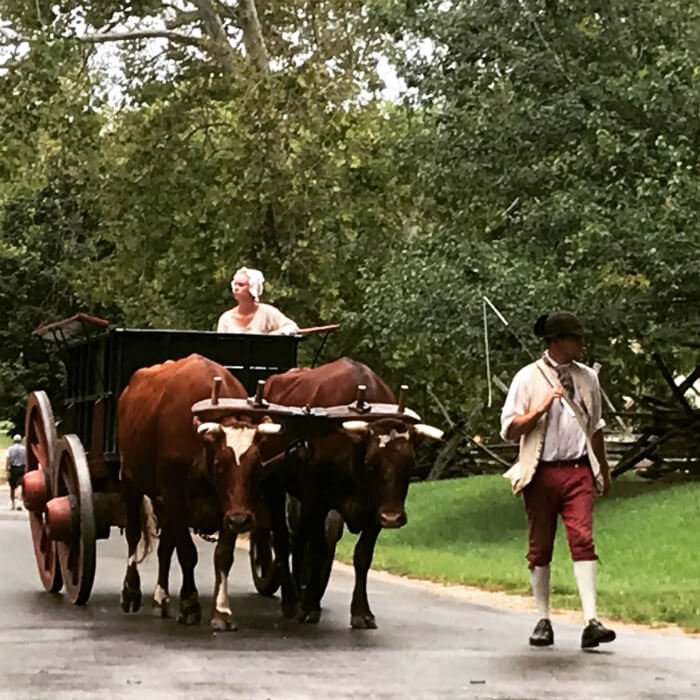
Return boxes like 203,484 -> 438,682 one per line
377,509 -> 407,529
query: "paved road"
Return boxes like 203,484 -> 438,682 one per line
1,503 -> 699,700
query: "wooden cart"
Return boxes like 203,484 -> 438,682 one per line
22,313 -> 303,605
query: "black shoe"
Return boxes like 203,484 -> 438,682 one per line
529,618 -> 554,647
581,619 -> 616,649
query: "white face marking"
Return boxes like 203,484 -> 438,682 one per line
153,584 -> 169,605
377,430 -> 410,449
222,426 -> 257,461
128,554 -> 136,567
215,571 -> 232,615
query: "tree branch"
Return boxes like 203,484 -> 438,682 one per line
190,0 -> 239,74
238,0 -> 270,73
78,30 -> 202,47
165,9 -> 201,31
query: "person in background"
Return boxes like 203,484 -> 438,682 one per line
500,311 -> 615,650
5,434 -> 26,511
216,267 -> 299,335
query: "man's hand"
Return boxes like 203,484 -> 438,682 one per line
535,384 -> 565,414
506,383 -> 564,441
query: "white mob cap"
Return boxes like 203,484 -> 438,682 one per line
12,434 -> 21,443
232,267 -> 265,301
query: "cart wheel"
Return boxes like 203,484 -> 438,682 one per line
319,510 -> 343,598
249,529 -> 280,596
50,434 -> 96,605
24,391 -> 62,594
296,510 -> 343,599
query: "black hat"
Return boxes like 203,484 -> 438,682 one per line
534,312 -> 586,339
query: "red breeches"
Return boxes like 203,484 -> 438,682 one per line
522,463 -> 597,569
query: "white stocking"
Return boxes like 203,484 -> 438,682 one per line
531,565 -> 551,620
573,560 -> 597,622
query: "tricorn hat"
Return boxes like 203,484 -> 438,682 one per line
534,312 -> 586,339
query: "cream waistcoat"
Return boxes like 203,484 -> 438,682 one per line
503,359 -> 605,495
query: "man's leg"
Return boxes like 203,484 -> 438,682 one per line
523,469 -> 559,646
561,466 -> 615,648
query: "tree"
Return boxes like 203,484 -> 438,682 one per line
362,0 -> 700,424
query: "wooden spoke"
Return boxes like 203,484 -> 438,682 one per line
53,435 -> 96,605
24,391 -> 62,594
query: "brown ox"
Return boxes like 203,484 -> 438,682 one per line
118,353 -> 296,630
263,357 -> 442,629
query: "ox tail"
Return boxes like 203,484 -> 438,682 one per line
135,495 -> 158,563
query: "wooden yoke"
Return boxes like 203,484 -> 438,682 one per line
211,376 -> 222,405
397,385 -> 408,414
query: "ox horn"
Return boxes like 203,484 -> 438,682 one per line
412,424 -> 444,441
197,421 -> 221,435
256,422 -> 283,435
342,420 -> 370,433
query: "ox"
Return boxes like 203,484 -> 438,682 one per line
118,353 -> 296,630
264,357 -> 442,629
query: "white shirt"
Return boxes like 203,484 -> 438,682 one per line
500,356 -> 604,461
216,303 -> 299,335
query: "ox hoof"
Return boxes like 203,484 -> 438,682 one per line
281,598 -> 299,620
152,598 -> 171,619
177,609 -> 202,626
210,615 -> 237,632
351,614 -> 377,630
281,587 -> 299,619
120,587 -> 142,614
177,595 -> 202,626
297,609 -> 321,624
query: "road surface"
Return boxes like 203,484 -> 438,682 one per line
0,500 -> 698,699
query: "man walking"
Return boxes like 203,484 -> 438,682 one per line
500,311 -> 616,650
5,434 -> 26,511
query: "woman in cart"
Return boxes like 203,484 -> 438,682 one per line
216,267 -> 299,335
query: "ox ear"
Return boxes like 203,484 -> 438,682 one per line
411,424 -> 444,441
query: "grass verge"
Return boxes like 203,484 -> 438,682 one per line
335,474 -> 700,633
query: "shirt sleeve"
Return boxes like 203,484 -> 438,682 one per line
500,366 -> 531,441
262,305 -> 300,335
216,311 -> 231,332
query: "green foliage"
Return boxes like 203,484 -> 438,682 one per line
363,0 -> 700,424
336,474 -> 700,632
1,0 -> 698,432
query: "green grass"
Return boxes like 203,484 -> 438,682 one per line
335,474 -> 700,632
0,423 -> 13,450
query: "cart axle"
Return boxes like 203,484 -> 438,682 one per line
22,470 -> 50,513
45,496 -> 79,543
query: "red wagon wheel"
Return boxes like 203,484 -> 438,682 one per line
24,391 -> 62,593
48,434 -> 96,605
249,529 -> 280,596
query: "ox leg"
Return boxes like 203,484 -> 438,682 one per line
210,529 -> 238,631
152,528 -> 175,618
173,524 -> 201,625
121,481 -> 143,613
268,487 -> 298,619
297,511 -> 327,624
350,525 -> 380,629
